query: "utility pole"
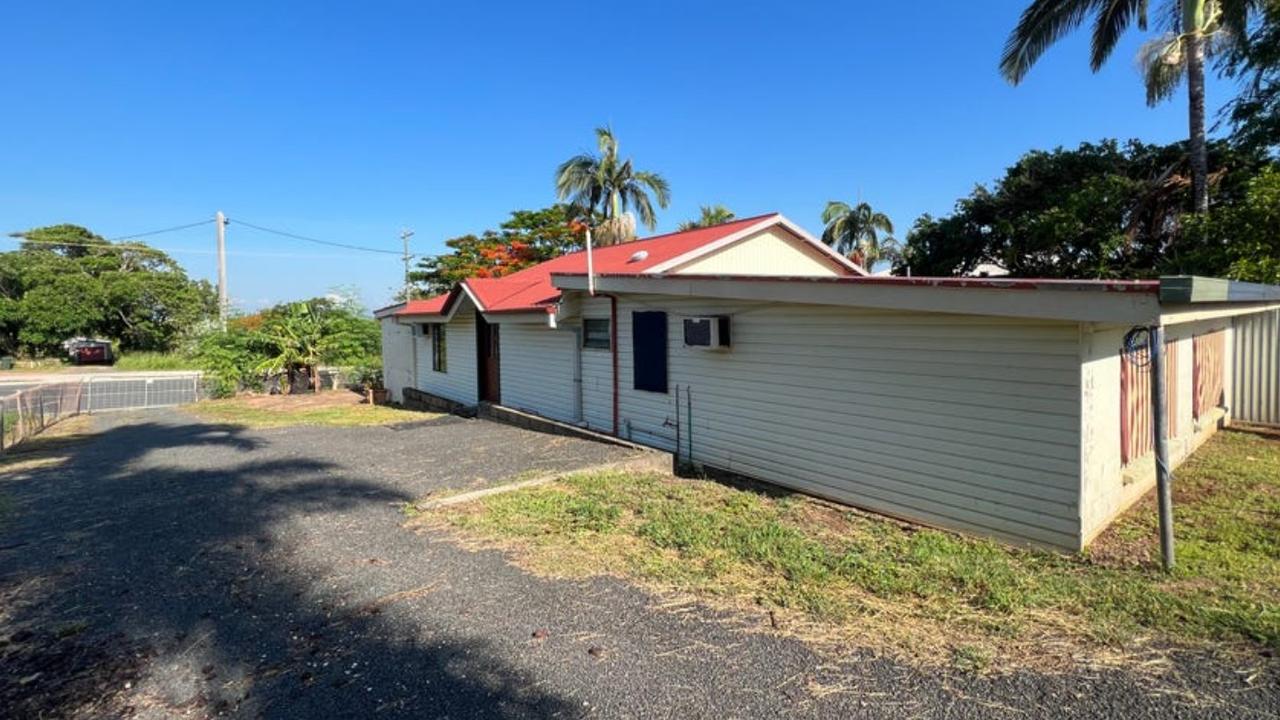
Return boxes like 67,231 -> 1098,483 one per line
400,228 -> 415,302
216,211 -> 228,328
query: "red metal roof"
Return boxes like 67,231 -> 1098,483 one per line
395,213 -> 784,317
397,293 -> 451,315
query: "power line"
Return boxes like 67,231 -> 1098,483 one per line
107,218 -> 216,242
231,218 -> 409,256
0,235 -> 387,260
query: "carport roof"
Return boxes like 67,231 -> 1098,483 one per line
549,273 -> 1280,325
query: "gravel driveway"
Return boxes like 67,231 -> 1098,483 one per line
0,410 -> 1274,719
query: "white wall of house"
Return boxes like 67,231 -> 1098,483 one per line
579,297 -> 615,433
1078,318 -> 1234,545
412,303 -> 479,406
497,322 -> 579,423
570,293 -> 1085,550
379,319 -> 415,403
668,228 -> 845,276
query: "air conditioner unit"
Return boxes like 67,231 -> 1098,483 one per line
683,316 -> 731,349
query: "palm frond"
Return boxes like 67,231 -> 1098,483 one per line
821,201 -> 851,225
1091,0 -> 1146,70
1138,32 -> 1186,105
1002,0 -> 1104,83
634,171 -> 671,208
628,184 -> 659,229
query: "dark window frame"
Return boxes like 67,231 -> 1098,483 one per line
632,311 -> 669,394
432,324 -> 448,372
583,318 -> 611,350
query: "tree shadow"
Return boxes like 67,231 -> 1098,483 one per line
0,416 -> 582,718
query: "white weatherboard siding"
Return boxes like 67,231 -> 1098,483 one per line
579,297 -> 614,433
498,323 -> 579,423
581,295 -> 1084,549
380,319 -> 415,403
414,304 -> 478,406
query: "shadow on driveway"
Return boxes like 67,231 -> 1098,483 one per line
0,414 -> 584,718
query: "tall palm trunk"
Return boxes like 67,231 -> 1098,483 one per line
1186,32 -> 1210,213
1184,0 -> 1210,213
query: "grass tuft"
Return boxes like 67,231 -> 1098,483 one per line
431,430 -> 1280,665
113,352 -> 202,371
186,393 -> 435,428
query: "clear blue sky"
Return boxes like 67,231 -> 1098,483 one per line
0,1 -> 1236,311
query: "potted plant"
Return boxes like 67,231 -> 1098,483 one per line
352,364 -> 387,404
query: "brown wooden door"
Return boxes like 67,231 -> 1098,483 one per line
477,316 -> 501,403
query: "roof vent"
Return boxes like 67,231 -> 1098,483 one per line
628,250 -> 649,263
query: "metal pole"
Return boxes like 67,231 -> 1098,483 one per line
401,229 -> 415,301
1149,325 -> 1176,571
686,386 -> 693,465
216,211 -> 228,329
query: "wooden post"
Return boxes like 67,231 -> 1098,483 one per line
216,211 -> 228,329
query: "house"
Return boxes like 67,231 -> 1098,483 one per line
377,215 -> 1280,551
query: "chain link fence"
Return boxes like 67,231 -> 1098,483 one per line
0,372 -> 203,452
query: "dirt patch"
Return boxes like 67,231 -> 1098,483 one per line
222,390 -> 370,412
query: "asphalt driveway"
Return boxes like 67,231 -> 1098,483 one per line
0,410 -> 1274,719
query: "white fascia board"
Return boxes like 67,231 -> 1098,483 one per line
555,274 -> 1160,324
1159,301 -> 1280,325
481,311 -> 553,326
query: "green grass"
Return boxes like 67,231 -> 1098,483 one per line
435,429 -> 1280,660
113,352 -> 202,371
187,396 -> 435,428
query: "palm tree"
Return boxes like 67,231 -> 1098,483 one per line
821,200 -> 897,269
677,205 -> 737,231
555,127 -> 671,245
1000,0 -> 1258,214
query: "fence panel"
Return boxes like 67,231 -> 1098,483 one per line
0,372 -> 201,452
1234,309 -> 1280,426
81,374 -> 202,413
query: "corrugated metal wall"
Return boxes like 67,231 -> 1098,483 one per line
1234,309 -> 1280,426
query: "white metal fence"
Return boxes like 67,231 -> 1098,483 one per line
81,373 -> 203,413
1234,309 -> 1280,426
0,372 -> 203,452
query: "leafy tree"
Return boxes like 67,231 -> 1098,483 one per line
555,126 -> 671,245
1181,166 -> 1280,282
678,205 -> 736,230
0,224 -> 216,355
1000,0 -> 1260,214
820,200 -> 898,269
195,295 -> 379,396
1220,0 -> 1280,152
895,139 -> 1273,278
410,205 -> 586,295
